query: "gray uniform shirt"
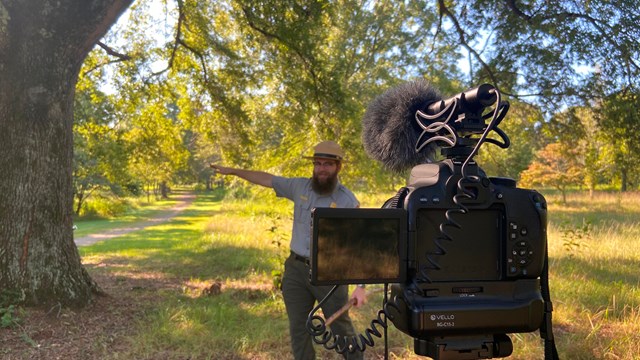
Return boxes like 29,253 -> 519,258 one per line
272,176 -> 359,258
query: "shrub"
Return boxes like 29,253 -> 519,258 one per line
81,195 -> 131,218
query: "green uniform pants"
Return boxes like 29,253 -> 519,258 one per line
282,254 -> 363,360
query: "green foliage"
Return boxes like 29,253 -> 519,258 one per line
0,305 -> 21,328
440,1 -> 640,108
89,0 -> 465,190
74,69 -> 133,214
0,289 -> 22,308
80,195 -> 132,218
0,290 -> 23,329
558,220 -> 592,255
76,0 -> 640,209
476,100 -> 542,179
266,215 -> 290,290
594,89 -> 640,191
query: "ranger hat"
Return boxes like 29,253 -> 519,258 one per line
303,141 -> 345,161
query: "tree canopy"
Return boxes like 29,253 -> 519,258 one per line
86,0 -> 639,194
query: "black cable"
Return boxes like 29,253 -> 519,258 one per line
383,283 -> 389,360
416,89 -> 505,285
306,285 -> 401,357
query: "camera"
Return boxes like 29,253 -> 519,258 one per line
307,83 -> 554,359
384,158 -> 547,359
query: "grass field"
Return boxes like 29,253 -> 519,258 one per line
540,191 -> 640,359
5,188 -> 639,359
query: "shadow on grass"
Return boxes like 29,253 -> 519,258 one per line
134,289 -> 290,359
550,254 -> 639,316
77,191 -> 393,358
554,255 -> 638,281
79,188 -> 285,282
81,220 -> 279,280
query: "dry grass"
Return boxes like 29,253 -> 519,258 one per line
533,190 -> 640,360
2,190 -> 639,359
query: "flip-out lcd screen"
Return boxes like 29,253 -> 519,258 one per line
311,207 -> 406,285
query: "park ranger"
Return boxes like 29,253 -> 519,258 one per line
211,140 -> 366,360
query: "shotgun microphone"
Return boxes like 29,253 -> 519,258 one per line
361,79 -> 442,173
362,80 -> 502,172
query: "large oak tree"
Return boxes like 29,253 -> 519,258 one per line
0,0 -> 133,307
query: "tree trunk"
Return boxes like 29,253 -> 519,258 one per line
558,186 -> 567,204
0,0 -> 133,307
620,168 -> 628,192
75,190 -> 86,216
160,181 -> 169,199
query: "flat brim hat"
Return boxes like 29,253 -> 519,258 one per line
303,140 -> 346,161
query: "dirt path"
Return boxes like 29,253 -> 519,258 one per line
74,192 -> 196,246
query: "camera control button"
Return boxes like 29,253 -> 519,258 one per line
509,223 -> 519,240
513,241 -> 533,266
520,227 -> 528,236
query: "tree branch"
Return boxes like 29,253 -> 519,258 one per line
240,5 -> 325,118
82,41 -> 133,76
144,0 -> 211,86
504,0 -> 640,73
149,0 -> 185,78
96,41 -> 132,61
178,38 -> 209,83
436,0 -> 502,87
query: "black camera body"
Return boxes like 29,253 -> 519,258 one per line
386,158 -> 547,358
308,83 -> 555,359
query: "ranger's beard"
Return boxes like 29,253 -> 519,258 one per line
312,171 -> 338,195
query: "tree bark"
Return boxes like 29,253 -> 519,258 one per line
620,168 -> 628,192
160,181 -> 169,199
0,0 -> 133,307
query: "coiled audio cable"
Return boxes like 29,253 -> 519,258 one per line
306,283 -> 400,358
414,88 -> 509,285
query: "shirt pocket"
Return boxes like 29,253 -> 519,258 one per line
294,199 -> 312,228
